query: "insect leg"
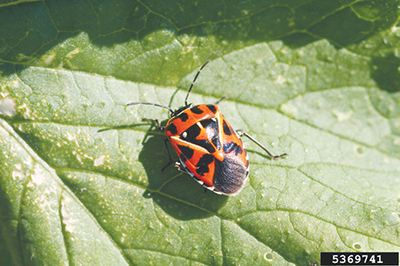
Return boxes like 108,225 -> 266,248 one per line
214,95 -> 227,105
236,130 -> 288,159
141,119 -> 173,171
142,118 -> 165,131
161,138 -> 175,172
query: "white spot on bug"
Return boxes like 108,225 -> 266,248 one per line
94,155 -> 106,166
211,188 -> 223,194
0,98 -> 16,117
182,131 -> 187,138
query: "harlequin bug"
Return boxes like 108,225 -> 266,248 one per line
127,61 -> 287,195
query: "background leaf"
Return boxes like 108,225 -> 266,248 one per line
1,0 -> 400,265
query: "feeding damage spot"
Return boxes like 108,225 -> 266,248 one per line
94,155 -> 106,166
332,109 -> 354,121
0,98 -> 16,117
61,197 -> 76,233
264,252 -> 273,261
31,167 -> 46,185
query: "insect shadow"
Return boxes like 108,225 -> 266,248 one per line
137,121 -> 228,220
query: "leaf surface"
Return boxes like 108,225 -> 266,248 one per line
1,1 -> 400,265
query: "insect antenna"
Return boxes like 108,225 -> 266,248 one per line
184,60 -> 210,106
126,102 -> 173,113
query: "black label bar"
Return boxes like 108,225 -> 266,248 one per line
321,252 -> 398,265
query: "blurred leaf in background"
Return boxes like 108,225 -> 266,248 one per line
1,0 -> 400,265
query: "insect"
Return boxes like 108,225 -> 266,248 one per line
127,61 -> 287,195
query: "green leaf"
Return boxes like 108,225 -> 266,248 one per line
1,1 -> 400,265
